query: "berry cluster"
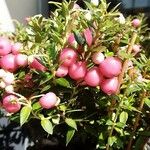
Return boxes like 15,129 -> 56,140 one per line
56,28 -> 122,95
0,37 -> 57,113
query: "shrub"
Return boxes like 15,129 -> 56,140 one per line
0,0 -> 150,149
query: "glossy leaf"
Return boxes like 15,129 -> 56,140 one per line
20,106 -> 32,126
119,111 -> 128,124
55,78 -> 71,88
41,119 -> 53,134
65,118 -> 77,130
66,128 -> 75,146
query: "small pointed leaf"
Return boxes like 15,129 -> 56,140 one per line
65,118 -> 77,130
20,106 -> 32,126
41,119 -> 53,134
66,128 -> 75,146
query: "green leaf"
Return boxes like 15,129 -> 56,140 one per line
55,78 -> 71,88
18,71 -> 25,79
119,111 -> 128,124
66,128 -> 75,146
108,136 -> 117,146
40,85 -> 51,93
48,43 -> 57,61
73,31 -> 85,45
117,50 -> 132,59
39,74 -> 53,86
114,127 -> 124,136
105,52 -> 114,57
52,115 -> 60,124
41,119 -> 53,134
32,102 -> 41,111
65,118 -> 77,130
134,136 -> 145,150
144,98 -> 150,108
139,131 -> 150,136
106,120 -> 113,126
20,106 -> 32,126
35,32 -> 42,43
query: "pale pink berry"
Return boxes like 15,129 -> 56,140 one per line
92,52 -> 105,64
56,65 -> 68,77
0,37 -> 11,56
0,81 -> 6,88
67,33 -> 77,48
100,77 -> 119,95
132,19 -> 141,28
84,67 -> 103,87
0,54 -> 18,72
15,54 -> 28,67
68,33 -> 75,45
59,48 -> 78,67
3,95 -> 21,113
73,3 -> 80,9
99,57 -> 122,78
24,74 -> 32,81
29,58 -> 47,71
5,85 -> 14,93
0,69 -> 6,78
11,42 -> 22,55
24,17 -> 31,23
39,92 -> 58,109
83,28 -> 93,47
69,61 -> 87,80
132,44 -> 141,55
2,72 -> 15,85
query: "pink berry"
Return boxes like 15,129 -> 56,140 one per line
0,54 -> 18,72
24,74 -> 32,81
59,48 -> 78,67
132,44 -> 141,55
0,37 -> 11,56
67,33 -> 77,48
56,65 -> 68,77
29,58 -> 47,71
84,67 -> 103,87
15,54 -> 28,67
5,85 -> 14,93
24,17 -> 31,23
2,72 -> 15,85
92,52 -> 105,64
3,95 -> 21,113
69,61 -> 87,80
39,92 -> 57,109
83,28 -> 93,47
0,69 -> 6,78
11,42 -> 22,55
0,81 -> 6,88
132,19 -> 141,28
100,77 -> 119,95
99,57 -> 122,78
73,3 -> 80,9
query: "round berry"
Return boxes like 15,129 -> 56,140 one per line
99,57 -> 122,78
0,37 -> 11,56
39,92 -> 58,109
3,95 -> 21,113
